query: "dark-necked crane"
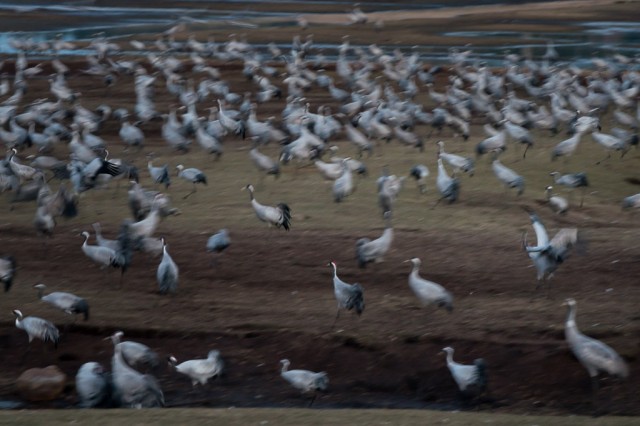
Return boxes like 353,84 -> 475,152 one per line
550,171 -> 589,207
34,283 -> 89,321
522,210 -> 581,293
409,164 -> 429,194
332,158 -> 354,202
243,184 -> 291,230
0,255 -> 16,292
563,298 -> 628,400
546,185 -> 568,214
327,261 -> 364,328
76,362 -> 111,408
168,350 -> 224,387
176,164 -> 207,199
111,340 -> 164,408
405,258 -> 453,312
435,156 -> 459,206
442,347 -> 487,400
280,359 -> 328,407
157,238 -> 178,295
147,160 -> 170,189
356,212 -> 393,268
492,159 -> 524,196
107,331 -> 159,371
13,309 -> 59,348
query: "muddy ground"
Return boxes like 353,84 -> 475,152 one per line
0,0 -> 639,418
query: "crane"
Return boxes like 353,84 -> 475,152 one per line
545,186 -> 569,214
563,298 -> 628,398
405,258 -> 453,312
111,340 -> 164,408
356,212 -> 393,268
492,159 -> 524,196
92,222 -> 120,252
176,164 -> 207,199
550,171 -> 589,207
332,158 -> 354,202
80,231 -> 127,282
409,164 -> 429,194
157,238 -> 179,295
147,160 -> 171,189
76,362 -> 111,408
327,261 -> 365,328
522,210 -> 581,293
243,184 -> 291,230
13,309 -> 59,348
377,170 -> 405,216
0,255 -> 16,292
435,156 -> 459,206
436,141 -> 474,176
279,359 -> 328,407
168,350 -> 224,386
106,331 -> 160,372
206,229 -> 230,265
34,283 -> 89,321
442,347 -> 487,399
249,146 -> 280,183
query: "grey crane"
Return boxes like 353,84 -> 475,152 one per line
492,159 -> 524,196
157,238 -> 179,295
280,358 -> 328,407
377,169 -> 405,216
327,261 -> 364,328
176,164 -> 207,199
550,171 -> 589,207
119,120 -> 144,151
442,347 -> 487,399
333,158 -> 354,203
111,340 -> 164,408
405,258 -> 453,312
34,283 -> 89,321
147,160 -> 170,189
249,146 -> 280,181
13,309 -> 59,348
622,193 -> 640,210
546,186 -> 569,214
107,331 -> 160,372
436,141 -> 474,176
563,298 -> 628,397
76,362 -> 111,408
206,229 -> 230,265
409,164 -> 429,194
243,184 -> 291,230
0,255 -> 16,292
522,210 -> 581,293
356,212 -> 393,268
92,222 -> 120,252
435,157 -> 460,206
168,350 -> 224,387
80,231 -> 127,282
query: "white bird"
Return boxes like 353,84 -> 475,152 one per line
119,120 -> 144,151
550,171 -> 589,207
327,261 -> 365,327
405,258 -> 453,312
436,141 -> 474,176
34,283 -> 89,321
492,159 -> 524,196
76,362 -> 110,408
546,186 -> 569,214
111,340 -> 164,408
522,210 -> 581,292
168,350 -> 224,387
563,298 -> 628,394
157,238 -> 178,295
355,212 -> 393,268
279,359 -> 328,407
107,331 -> 160,371
435,157 -> 459,205
442,347 -> 487,397
249,147 -> 280,180
13,309 -> 59,348
243,184 -> 291,230
0,255 -> 16,292
333,158 -> 354,202
176,164 -> 207,199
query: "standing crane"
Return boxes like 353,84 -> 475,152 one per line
76,362 -> 111,408
279,359 -> 328,407
176,164 -> 207,199
147,160 -> 171,189
332,158 -> 354,202
492,159 -> 525,196
80,231 -> 127,283
437,141 -> 474,176
34,283 -> 89,321
249,146 -> 280,182
0,255 -> 16,292
13,309 -> 59,348
327,261 -> 365,328
442,347 -> 487,399
206,229 -> 230,265
111,340 -> 164,408
405,258 -> 453,312
168,350 -> 224,387
157,238 -> 178,294
243,184 -> 291,230
409,164 -> 429,194
435,156 -> 460,206
355,212 -> 393,268
563,298 -> 628,399
106,331 -> 160,371
522,210 -> 581,293
550,171 -> 589,207
546,186 -> 569,214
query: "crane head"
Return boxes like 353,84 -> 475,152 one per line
441,346 -> 454,355
33,283 -> 46,290
562,298 -> 576,308
12,309 -> 23,318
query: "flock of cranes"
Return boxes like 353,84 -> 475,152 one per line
0,4 -> 636,413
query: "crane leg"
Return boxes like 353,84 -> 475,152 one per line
330,308 -> 341,330
307,393 -> 317,408
183,185 -> 196,199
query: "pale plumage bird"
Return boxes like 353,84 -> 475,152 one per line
34,283 -> 89,321
492,159 -> 524,196
107,331 -> 160,372
0,255 -> 16,292
76,362 -> 111,408
243,184 -> 291,230
563,298 -> 628,396
332,158 -> 354,202
157,238 -> 178,295
435,157 -> 459,206
147,160 -> 171,189
327,261 -> 364,327
279,359 -> 328,407
168,350 -> 224,387
409,164 -> 429,194
355,212 -> 393,268
442,347 -> 487,398
546,185 -> 568,214
405,258 -> 453,312
550,171 -> 589,207
111,340 -> 164,408
176,164 -> 207,199
13,309 -> 60,348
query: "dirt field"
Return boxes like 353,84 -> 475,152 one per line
0,0 -> 639,418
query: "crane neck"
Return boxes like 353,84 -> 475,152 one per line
330,262 -> 338,278
565,303 -> 577,329
36,287 -> 44,299
445,349 -> 454,365
281,361 -> 290,373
